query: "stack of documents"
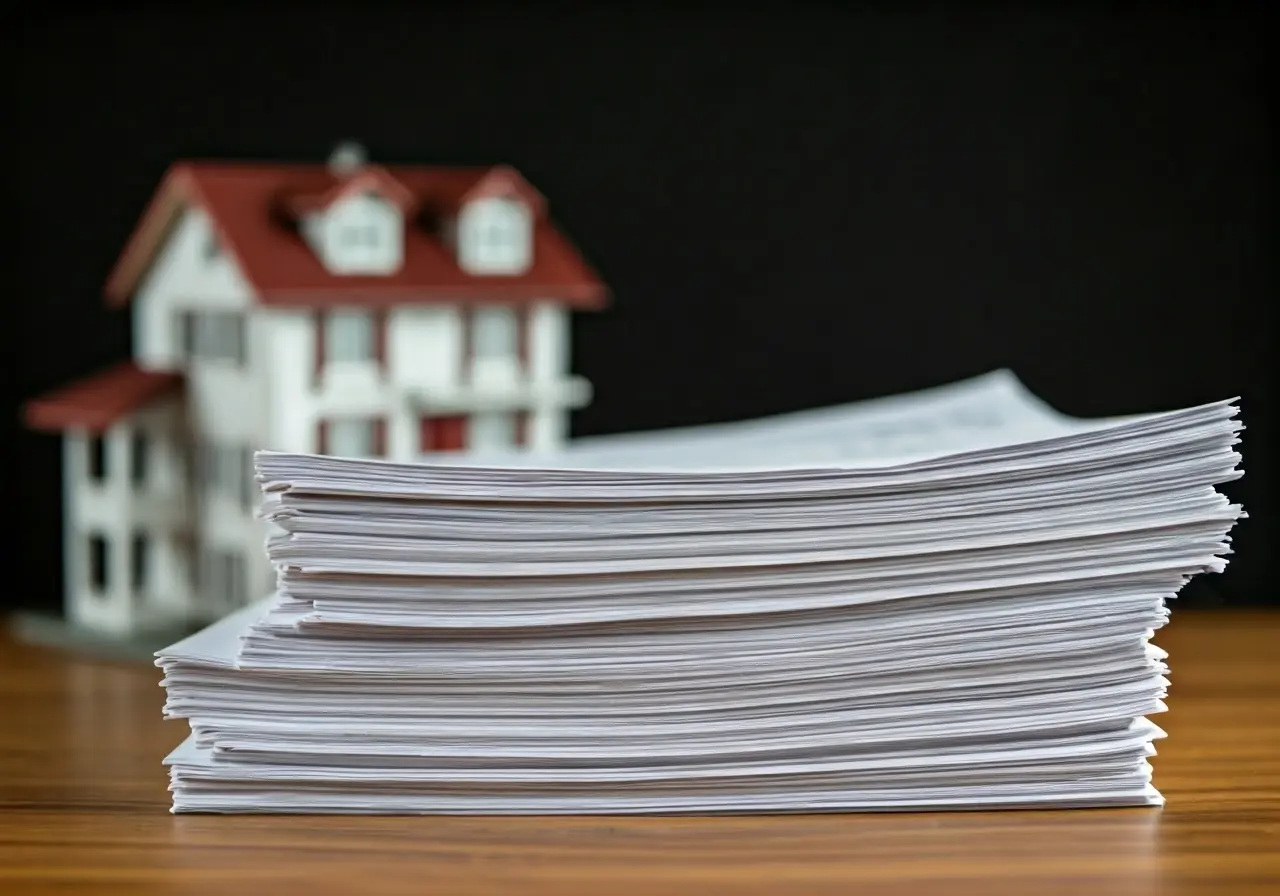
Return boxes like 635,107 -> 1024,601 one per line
158,370 -> 1244,813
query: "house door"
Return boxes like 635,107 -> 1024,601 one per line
420,415 -> 468,452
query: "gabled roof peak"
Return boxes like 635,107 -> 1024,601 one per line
282,164 -> 419,217
458,165 -> 546,213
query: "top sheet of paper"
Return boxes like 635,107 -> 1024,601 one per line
257,369 -> 1239,482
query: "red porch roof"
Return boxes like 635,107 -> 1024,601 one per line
24,362 -> 184,434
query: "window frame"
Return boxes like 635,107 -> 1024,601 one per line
325,310 -> 376,364
130,429 -> 149,487
181,310 -> 246,366
88,533 -> 109,593
471,307 -> 519,361
326,417 -> 378,458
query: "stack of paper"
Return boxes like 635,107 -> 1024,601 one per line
158,371 -> 1244,813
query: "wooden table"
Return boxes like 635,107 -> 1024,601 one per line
1,611 -> 1277,895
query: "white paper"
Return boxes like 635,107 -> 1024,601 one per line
155,369 -> 1242,814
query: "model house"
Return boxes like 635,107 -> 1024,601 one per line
23,143 -> 609,639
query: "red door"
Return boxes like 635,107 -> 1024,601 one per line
420,415 -> 468,452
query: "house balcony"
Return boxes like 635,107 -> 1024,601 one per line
77,478 -> 196,538
404,375 -> 593,415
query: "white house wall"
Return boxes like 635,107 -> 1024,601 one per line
262,310 -> 317,455
387,306 -> 463,458
133,208 -> 256,370
63,397 -> 192,635
131,204 -> 274,613
529,302 -> 569,383
264,301 -> 586,461
265,308 -> 422,461
130,399 -> 193,621
528,302 -> 571,450
267,306 -> 471,461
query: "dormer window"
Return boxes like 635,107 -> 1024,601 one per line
458,197 -> 533,275
308,192 -> 403,276
481,221 -> 515,254
293,146 -> 410,276
340,223 -> 381,248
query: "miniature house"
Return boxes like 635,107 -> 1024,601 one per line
23,143 -> 608,638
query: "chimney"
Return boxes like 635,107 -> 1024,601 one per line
328,141 -> 367,177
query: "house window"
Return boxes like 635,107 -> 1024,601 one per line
198,442 -> 220,492
202,230 -> 222,261
469,412 -> 518,451
130,531 -> 149,591
464,198 -> 532,273
322,417 -> 384,458
87,435 -> 107,482
197,442 -> 214,490
240,446 -> 257,512
471,307 -> 518,361
483,223 -> 512,252
326,310 -> 375,363
88,534 -> 109,592
187,311 -> 245,365
130,430 -> 149,487
421,416 -> 467,453
227,552 -> 246,606
202,549 -> 246,608
340,225 -> 380,247
199,442 -> 253,510
179,311 -> 197,358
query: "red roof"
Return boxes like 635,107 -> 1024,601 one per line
104,161 -> 607,310
24,362 -> 184,434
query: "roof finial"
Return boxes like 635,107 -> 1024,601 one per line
328,141 -> 367,176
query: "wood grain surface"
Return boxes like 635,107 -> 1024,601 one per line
1,610 -> 1277,895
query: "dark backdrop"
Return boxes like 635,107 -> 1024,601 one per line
4,5 -> 1273,613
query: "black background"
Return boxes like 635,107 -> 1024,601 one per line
4,5 -> 1273,614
